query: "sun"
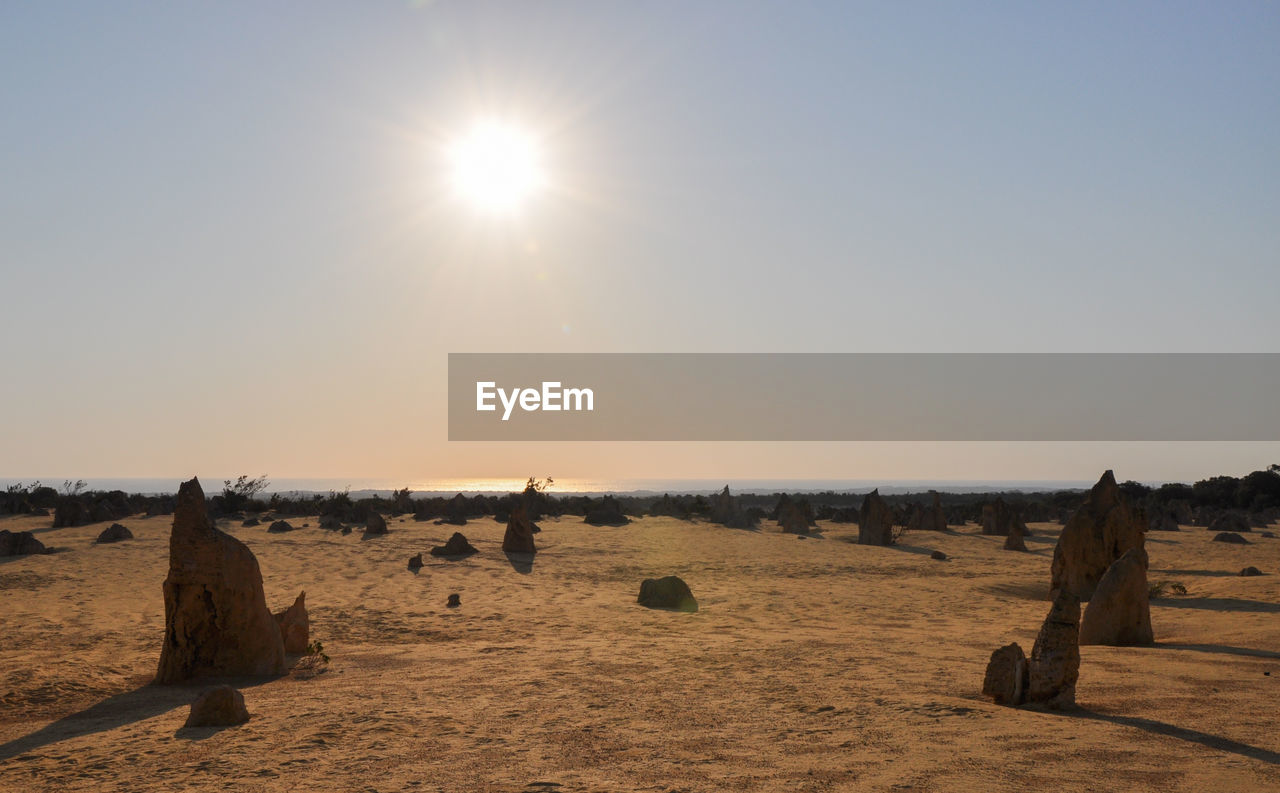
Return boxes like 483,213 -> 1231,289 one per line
446,121 -> 545,213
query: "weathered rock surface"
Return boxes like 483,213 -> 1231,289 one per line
637,576 -> 698,612
858,489 -> 894,546
364,513 -> 388,535
1003,519 -> 1027,552
0,529 -> 49,557
502,502 -> 537,554
155,478 -> 286,684
982,642 -> 1028,706
430,532 -> 478,557
1079,548 -> 1154,646
185,685 -> 249,728
1027,589 -> 1081,709
1213,532 -> 1248,544
1050,471 -> 1146,600
96,523 -> 134,543
273,591 -> 309,654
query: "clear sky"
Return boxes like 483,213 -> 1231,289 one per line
2,1 -> 1278,484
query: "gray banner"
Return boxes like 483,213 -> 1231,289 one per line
447,353 -> 1280,441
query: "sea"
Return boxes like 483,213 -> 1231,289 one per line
1,476 -> 1098,497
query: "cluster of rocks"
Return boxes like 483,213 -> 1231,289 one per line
52,491 -> 133,528
982,498 -> 1030,552
774,494 -> 815,535
905,493 -> 947,533
984,471 -> 1153,708
584,495 -> 631,527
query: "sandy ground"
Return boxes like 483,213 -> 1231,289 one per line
1,508 -> 1278,792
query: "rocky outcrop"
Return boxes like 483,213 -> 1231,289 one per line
584,495 -> 631,527
155,478 -> 286,683
775,494 -> 814,535
709,486 -> 753,529
430,532 -> 478,557
364,513 -> 388,536
907,492 -> 947,532
96,523 -> 133,543
318,515 -> 342,531
1213,532 -> 1248,544
637,576 -> 698,612
502,502 -> 537,554
1149,512 -> 1180,532
273,591 -> 309,654
1049,471 -> 1146,600
0,529 -> 49,557
1079,548 -> 1153,646
982,498 -> 1027,537
1026,590 -> 1081,709
185,685 -> 249,728
444,494 -> 469,526
982,643 -> 1028,706
858,489 -> 894,546
1003,519 -> 1027,552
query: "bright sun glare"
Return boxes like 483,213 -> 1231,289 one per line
447,121 -> 544,213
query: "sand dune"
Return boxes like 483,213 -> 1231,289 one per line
2,511 -> 1278,791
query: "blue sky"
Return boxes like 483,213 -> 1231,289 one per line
2,2 -> 1277,482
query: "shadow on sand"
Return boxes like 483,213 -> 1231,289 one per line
1061,709 -> 1280,766
0,677 -> 276,761
1151,597 -> 1280,613
1154,642 -> 1280,659
504,551 -> 535,574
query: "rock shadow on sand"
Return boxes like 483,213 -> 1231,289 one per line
1061,710 -> 1280,766
0,679 -> 272,761
1150,596 -> 1280,613
504,551 -> 535,574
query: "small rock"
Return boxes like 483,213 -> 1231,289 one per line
447,593 -> 461,608
185,685 -> 249,728
1213,532 -> 1249,544
1261,531 -> 1276,539
930,550 -> 947,561
430,532 -> 478,557
637,576 -> 698,612
318,515 -> 342,530
1240,566 -> 1263,577
96,523 -> 134,543
408,553 -> 423,570
340,525 -> 352,535
242,517 -> 260,527
267,520 -> 295,533
982,642 -> 1028,706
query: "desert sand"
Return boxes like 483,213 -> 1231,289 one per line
2,509 -> 1278,792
